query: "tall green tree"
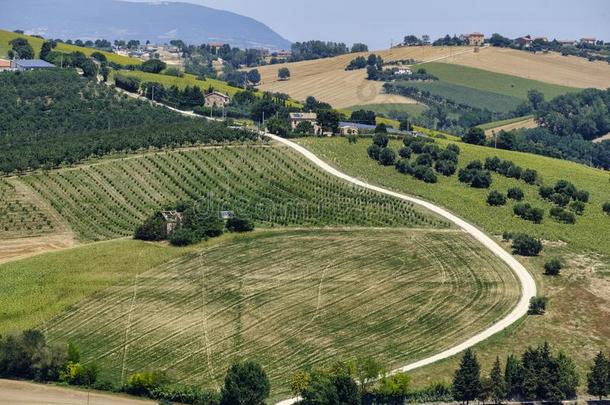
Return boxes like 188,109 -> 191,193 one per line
504,354 -> 523,399
452,348 -> 482,404
588,351 -> 610,400
489,356 -> 507,404
220,361 -> 270,405
40,41 -> 52,61
278,67 -> 291,80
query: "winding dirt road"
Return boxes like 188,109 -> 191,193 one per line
267,134 -> 537,405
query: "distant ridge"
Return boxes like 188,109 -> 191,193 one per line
0,0 -> 292,50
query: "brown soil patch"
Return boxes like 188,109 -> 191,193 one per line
0,232 -> 77,265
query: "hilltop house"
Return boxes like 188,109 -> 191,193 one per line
558,40 -> 577,47
516,35 -> 533,47
289,112 -> 321,133
339,122 -> 377,135
204,91 -> 231,108
468,33 -> 485,46
580,38 -> 596,45
10,59 -> 55,71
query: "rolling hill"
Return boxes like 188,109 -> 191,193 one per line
0,0 -> 291,50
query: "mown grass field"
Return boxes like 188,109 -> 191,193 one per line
419,62 -> 577,100
478,115 -> 535,131
298,136 -> 610,385
0,239 -> 193,335
20,144 -> 447,241
0,29 -> 140,66
398,80 -> 523,113
45,228 -> 519,397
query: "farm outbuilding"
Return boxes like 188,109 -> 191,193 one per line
204,91 -> 231,108
10,59 -> 55,71
0,59 -> 11,71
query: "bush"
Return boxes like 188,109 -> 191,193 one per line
151,384 -> 221,405
134,213 -> 167,241
568,200 -> 585,215
463,127 -> 485,145
438,149 -> 458,163
162,67 -> 184,77
603,202 -> 610,215
549,207 -> 576,224
458,161 -> 492,188
539,186 -> 554,199
413,165 -> 437,183
367,144 -> 381,160
126,371 -> 170,396
487,191 -> 507,206
554,180 -> 577,198
373,133 -> 389,147
512,234 -> 543,256
398,147 -> 412,159
169,227 -> 198,246
550,193 -> 571,207
507,187 -> 524,201
573,190 -> 590,203
513,203 -> 544,224
63,362 -> 98,386
446,143 -> 460,155
378,147 -> 396,166
226,217 -> 255,233
544,259 -> 562,276
528,296 -> 547,315
114,73 -> 140,93
521,168 -> 539,185
395,158 -> 413,174
415,153 -> 433,166
141,59 -> 167,74
375,123 -> 388,133
434,159 -> 456,176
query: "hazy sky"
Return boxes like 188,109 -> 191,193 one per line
129,0 -> 610,49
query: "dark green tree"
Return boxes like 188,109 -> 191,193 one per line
452,348 -> 482,404
504,354 -> 523,400
141,59 -> 167,74
544,259 -> 562,276
220,361 -> 270,405
278,67 -> 291,80
463,127 -> 486,145
587,351 -> 610,400
489,357 -> 507,404
246,69 -> 261,85
378,148 -> 396,166
527,90 -> 545,111
40,41 -> 53,61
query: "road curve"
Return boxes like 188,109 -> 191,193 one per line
267,134 -> 537,405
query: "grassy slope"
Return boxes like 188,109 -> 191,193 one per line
20,144 -> 447,241
0,239 -> 193,335
398,80 -> 522,113
44,228 -> 519,398
478,115 -> 535,131
420,62 -> 577,100
0,29 -> 140,66
298,136 -> 610,385
345,103 -> 429,118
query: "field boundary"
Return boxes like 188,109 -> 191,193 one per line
267,134 -> 536,405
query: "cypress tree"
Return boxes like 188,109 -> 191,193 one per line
587,351 -> 609,400
489,356 -> 507,404
504,354 -> 523,400
452,348 -> 482,404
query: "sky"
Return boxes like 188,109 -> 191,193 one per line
127,0 -> 610,49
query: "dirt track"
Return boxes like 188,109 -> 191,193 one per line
0,379 -> 152,405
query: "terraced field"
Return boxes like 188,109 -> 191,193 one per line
45,228 -> 520,397
21,144 -> 447,241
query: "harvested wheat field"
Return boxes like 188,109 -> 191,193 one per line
255,47 -> 470,108
45,228 -> 520,397
484,117 -> 538,138
445,46 -> 610,89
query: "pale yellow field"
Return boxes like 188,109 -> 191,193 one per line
255,46 -> 470,108
444,46 -> 610,89
485,117 -> 538,137
255,46 -> 610,109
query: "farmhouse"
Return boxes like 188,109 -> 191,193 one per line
204,91 -> 231,108
161,210 -> 182,234
558,40 -> 577,47
516,36 -> 533,47
290,112 -> 319,131
580,37 -> 596,45
0,59 -> 11,71
339,122 -> 376,135
10,59 -> 55,71
468,33 -> 485,47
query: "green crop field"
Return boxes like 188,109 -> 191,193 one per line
419,62 -> 577,100
20,144 -> 448,241
44,228 -> 519,397
397,81 -> 523,114
0,239 -> 195,335
298,136 -> 610,383
0,178 -> 57,239
0,29 -> 140,66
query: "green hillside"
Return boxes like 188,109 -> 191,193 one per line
0,29 -> 140,65
419,62 -> 577,100
21,144 -> 447,241
43,228 -> 518,397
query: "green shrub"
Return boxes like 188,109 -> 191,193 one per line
134,212 -> 167,241
446,143 -> 460,155
539,186 -> 554,199
367,144 -> 381,160
373,133 -> 389,147
141,59 -> 167,74
413,165 -> 437,183
544,259 -> 562,276
513,203 -> 544,224
63,362 -> 99,386
487,191 -> 507,206
378,148 -> 396,166
226,217 -> 255,233
573,190 -> 589,203
220,361 -> 270,405
126,371 -> 170,396
512,234 -> 543,256
169,228 -> 198,246
550,193 -> 571,207
507,187 -> 524,201
568,201 -> 585,215
603,202 -> 610,215
398,147 -> 412,159
549,207 -> 576,224
434,159 -> 456,176
528,296 -> 547,315
415,153 -> 433,167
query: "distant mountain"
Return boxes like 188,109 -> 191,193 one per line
0,0 -> 291,50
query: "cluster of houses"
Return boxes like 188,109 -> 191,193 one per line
465,33 -> 600,49
0,58 -> 56,72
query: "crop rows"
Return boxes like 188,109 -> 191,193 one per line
0,179 -> 55,239
45,229 -> 519,396
23,145 -> 449,241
